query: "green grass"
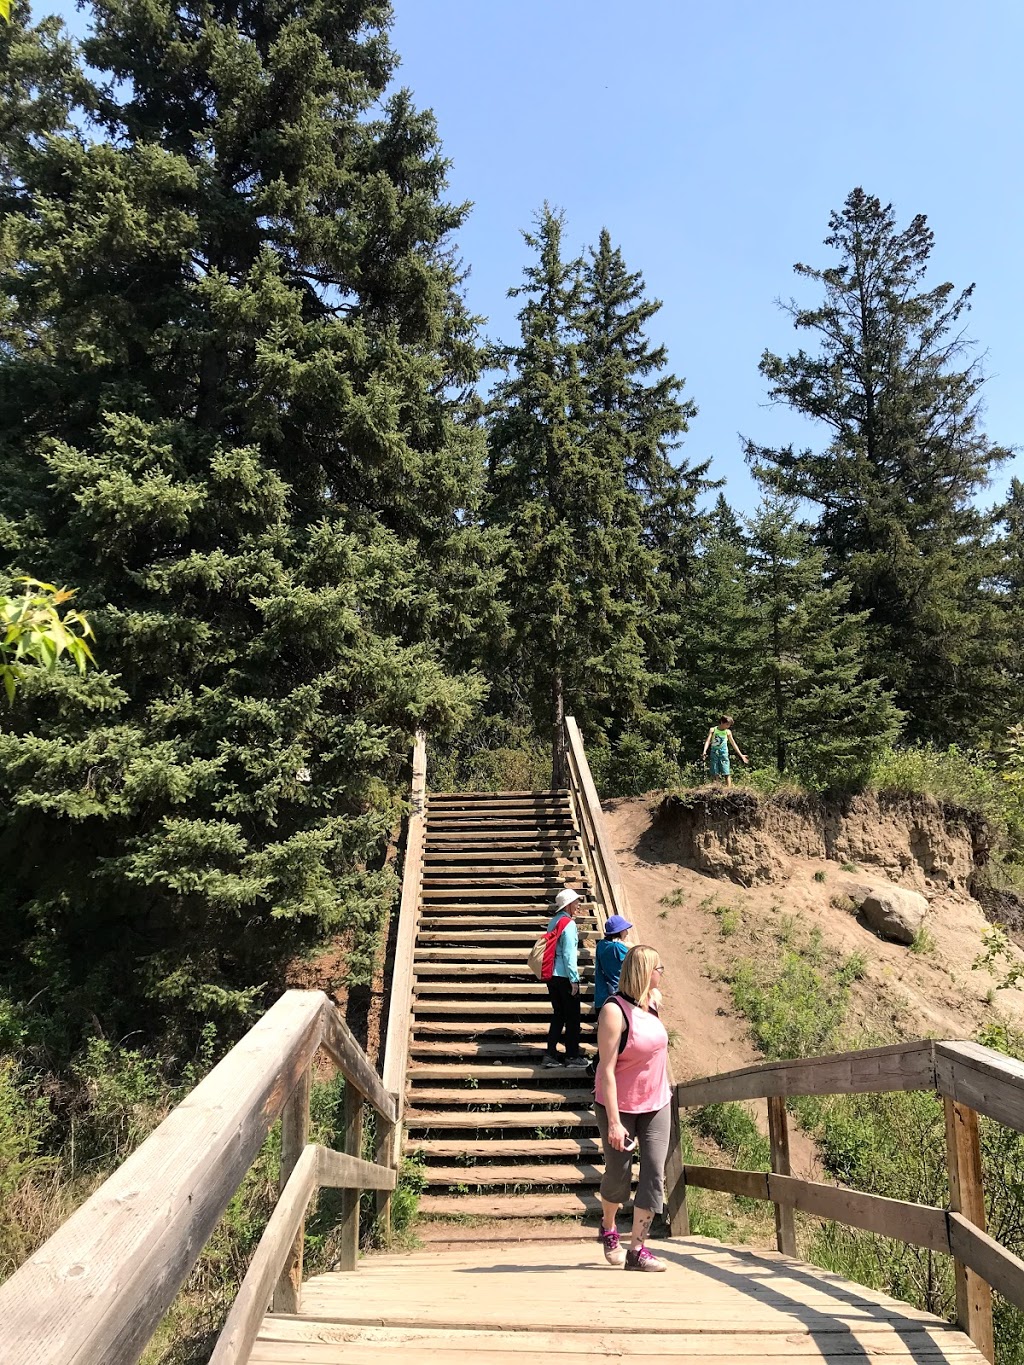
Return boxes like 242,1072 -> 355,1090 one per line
813,869 -> 827,883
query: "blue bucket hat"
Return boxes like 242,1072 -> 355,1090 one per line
604,915 -> 633,936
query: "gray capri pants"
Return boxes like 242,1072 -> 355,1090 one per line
594,1101 -> 672,1213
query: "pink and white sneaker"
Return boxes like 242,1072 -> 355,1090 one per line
624,1244 -> 667,1272
597,1225 -> 626,1267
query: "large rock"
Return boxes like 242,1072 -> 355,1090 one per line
859,886 -> 929,945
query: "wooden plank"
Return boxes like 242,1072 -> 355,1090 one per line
417,1191 -> 601,1216
935,1040 -> 1024,1134
405,1109 -> 598,1129
422,1163 -> 609,1185
208,1144 -> 319,1365
676,1039 -> 937,1107
664,1087 -> 689,1237
407,1138 -> 603,1158
950,1212 -> 1024,1312
272,1065 -> 311,1314
768,1095 -> 797,1257
407,1087 -> 593,1105
408,1062 -> 592,1078
770,1173 -> 951,1253
944,1098 -> 995,1360
337,1085 -> 364,1271
414,1002 -> 565,1015
409,1040 -> 595,1058
317,1144 -> 397,1192
683,1164 -> 770,1200
320,1001 -> 397,1123
0,989 -> 325,1365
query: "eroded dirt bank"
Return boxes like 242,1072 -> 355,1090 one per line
653,788 -> 990,892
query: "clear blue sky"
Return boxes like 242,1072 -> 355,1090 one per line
36,0 -> 1024,512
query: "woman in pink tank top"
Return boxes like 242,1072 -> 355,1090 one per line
594,944 -> 671,1272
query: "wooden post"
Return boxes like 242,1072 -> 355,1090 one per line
664,1088 -> 690,1236
373,1106 -> 398,1239
768,1095 -> 797,1257
272,1066 -> 311,1313
944,1097 -> 995,1361
337,1083 -> 365,1271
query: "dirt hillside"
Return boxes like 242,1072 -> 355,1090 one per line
601,790 -> 1024,1177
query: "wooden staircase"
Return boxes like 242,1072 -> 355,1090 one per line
405,788 -> 606,1219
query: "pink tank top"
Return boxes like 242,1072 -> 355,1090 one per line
595,995 -> 672,1114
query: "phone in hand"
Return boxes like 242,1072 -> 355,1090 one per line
622,1135 -> 637,1152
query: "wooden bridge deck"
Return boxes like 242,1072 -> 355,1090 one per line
249,1237 -> 987,1362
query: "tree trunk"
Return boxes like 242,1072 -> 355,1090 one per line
552,668 -> 566,789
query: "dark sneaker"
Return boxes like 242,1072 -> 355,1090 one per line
564,1055 -> 590,1069
598,1225 -> 626,1267
542,1053 -> 561,1068
625,1245 -> 667,1272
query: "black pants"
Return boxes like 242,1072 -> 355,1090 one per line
546,978 -> 581,1058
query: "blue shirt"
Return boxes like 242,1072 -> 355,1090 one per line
594,938 -> 629,1008
546,913 -> 579,983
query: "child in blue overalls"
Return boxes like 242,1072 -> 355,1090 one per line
702,714 -> 748,787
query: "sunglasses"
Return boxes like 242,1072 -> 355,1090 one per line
653,964 -> 665,974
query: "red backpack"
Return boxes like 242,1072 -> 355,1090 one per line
527,914 -> 570,981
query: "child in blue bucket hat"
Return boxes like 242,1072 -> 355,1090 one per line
594,914 -> 633,1013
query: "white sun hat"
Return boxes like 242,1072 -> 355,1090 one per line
555,888 -> 581,911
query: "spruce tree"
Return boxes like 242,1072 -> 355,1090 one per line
0,0 -> 485,1050
746,188 -> 1013,744
745,499 -> 902,785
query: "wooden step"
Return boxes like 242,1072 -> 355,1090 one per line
415,988 -> 562,999
421,1163 -> 608,1186
418,1192 -> 601,1217
409,1041 -> 595,1058
420,888 -> 575,901
427,790 -> 570,800
419,916 -> 598,929
407,1137 -> 603,1157
413,964 -> 594,978
424,837 -> 577,848
414,1001 -> 585,1016
406,1086 -> 593,1106
405,1108 -> 597,1129
412,1021 -> 595,1037
408,1063 -> 593,1080
419,930 -> 556,943
414,946 -> 593,960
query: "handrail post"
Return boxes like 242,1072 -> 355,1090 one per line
378,731 -> 427,1236
338,1082 -> 365,1270
944,1097 -> 995,1361
272,1065 -> 311,1312
665,1089 -> 689,1236
768,1095 -> 797,1257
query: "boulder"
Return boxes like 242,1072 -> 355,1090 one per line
860,886 -> 929,945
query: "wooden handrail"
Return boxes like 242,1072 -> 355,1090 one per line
377,731 -> 426,1230
0,990 -> 398,1365
676,1036 -> 1024,1362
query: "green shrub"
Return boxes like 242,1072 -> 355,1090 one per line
694,1102 -> 770,1171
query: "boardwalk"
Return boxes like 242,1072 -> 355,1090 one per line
250,1238 -> 986,1362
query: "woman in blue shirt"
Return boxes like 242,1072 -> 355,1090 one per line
594,915 -> 633,1012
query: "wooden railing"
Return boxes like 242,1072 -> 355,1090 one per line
676,1039 -> 1024,1362
0,991 -> 398,1365
377,729 -> 427,1232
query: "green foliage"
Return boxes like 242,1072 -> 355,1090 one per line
694,1102 -> 770,1170
729,926 -> 865,1063
0,578 -> 95,703
747,187 -> 1014,746
0,0 -> 489,1050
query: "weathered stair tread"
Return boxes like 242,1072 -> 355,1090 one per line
414,964 -> 594,978
405,1087 -> 594,1105
406,1138 -> 604,1157
405,1108 -> 597,1128
415,1191 -> 602,1218
414,981 -> 565,994
408,1063 -> 593,1080
410,1041 -> 596,1057
413,1001 -> 583,1015
420,1163 -> 611,1186
411,1022 -> 595,1037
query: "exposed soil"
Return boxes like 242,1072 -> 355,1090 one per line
601,790 -> 1024,1193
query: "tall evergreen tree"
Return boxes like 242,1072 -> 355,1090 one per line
745,500 -> 902,785
746,188 -> 1013,744
577,228 -> 708,751
486,213 -> 705,774
0,0 -> 486,1049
